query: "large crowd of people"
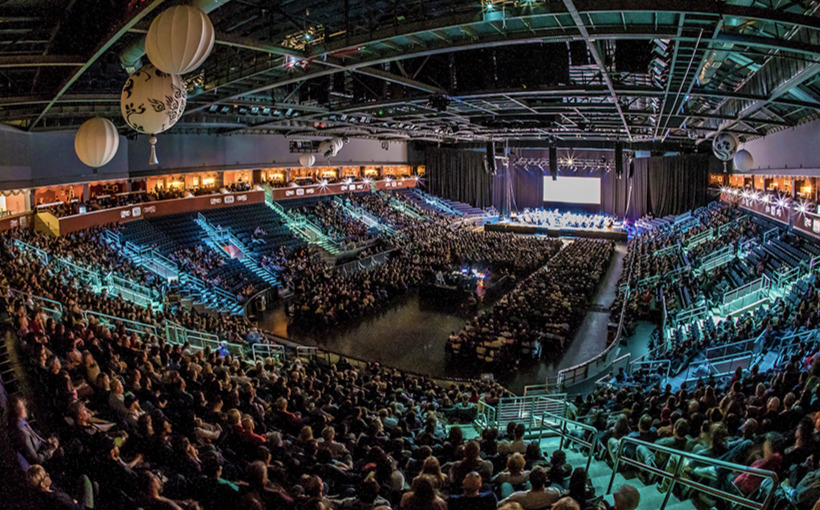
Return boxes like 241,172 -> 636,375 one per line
574,347 -> 820,510
446,240 -> 614,370
612,202 -> 751,336
11,187 -> 820,510
297,200 -> 375,245
0,227 -> 260,346
286,224 -> 563,330
3,283 -> 646,510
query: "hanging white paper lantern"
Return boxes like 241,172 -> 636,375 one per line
331,137 -> 344,154
299,154 -> 316,168
318,139 -> 335,158
120,65 -> 187,165
74,117 -> 120,168
145,5 -> 215,75
733,149 -> 754,172
712,132 -> 739,161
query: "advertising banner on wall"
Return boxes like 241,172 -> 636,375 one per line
721,190 -> 790,225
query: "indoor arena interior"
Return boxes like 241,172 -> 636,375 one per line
2,1 -> 820,510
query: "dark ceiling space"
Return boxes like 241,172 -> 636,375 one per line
0,0 -> 817,150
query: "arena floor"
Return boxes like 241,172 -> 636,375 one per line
262,241 -> 629,393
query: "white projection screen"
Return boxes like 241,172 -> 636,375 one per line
543,176 -> 601,204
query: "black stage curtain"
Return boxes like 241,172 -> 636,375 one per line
602,154 -> 710,220
426,147 -> 493,208
512,168 -> 544,210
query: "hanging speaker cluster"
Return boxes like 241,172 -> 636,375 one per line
549,146 -> 558,181
486,141 -> 497,175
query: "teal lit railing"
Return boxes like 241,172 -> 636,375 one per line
610,437 -> 777,510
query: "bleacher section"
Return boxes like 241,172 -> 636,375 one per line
200,203 -> 303,258
120,209 -> 278,308
397,188 -> 488,218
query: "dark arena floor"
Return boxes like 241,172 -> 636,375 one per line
261,241 -> 628,394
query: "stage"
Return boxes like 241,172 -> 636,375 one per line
486,220 -> 628,241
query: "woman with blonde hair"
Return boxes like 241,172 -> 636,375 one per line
27,464 -> 95,509
493,452 -> 531,498
414,456 -> 447,489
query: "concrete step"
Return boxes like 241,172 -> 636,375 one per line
538,436 -> 699,510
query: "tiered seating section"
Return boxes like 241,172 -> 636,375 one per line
120,211 -> 281,302
5,194 -> 820,510
200,203 -> 304,258
395,188 -> 489,218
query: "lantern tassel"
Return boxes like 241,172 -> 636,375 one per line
149,135 -> 158,166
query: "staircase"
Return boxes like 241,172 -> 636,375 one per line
264,200 -> 341,254
332,196 -> 397,237
107,229 -> 245,316
542,435 -> 697,510
412,188 -> 463,216
194,213 -> 280,287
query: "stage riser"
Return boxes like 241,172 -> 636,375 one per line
486,223 -> 628,241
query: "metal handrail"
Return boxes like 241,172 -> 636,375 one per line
13,239 -> 50,264
628,359 -> 670,380
52,257 -> 102,288
609,437 -> 778,510
1,285 -> 63,319
557,241 -> 634,386
762,227 -> 781,244
475,399 -> 497,431
84,310 -> 158,337
723,274 -> 770,307
538,411 -> 597,474
705,334 -> 764,359
252,342 -> 285,362
593,353 -> 633,388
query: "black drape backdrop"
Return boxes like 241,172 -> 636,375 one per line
426,147 -> 494,208
511,168 -> 544,210
427,147 -> 711,220
601,154 -> 711,220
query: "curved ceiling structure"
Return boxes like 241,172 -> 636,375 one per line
0,0 -> 818,147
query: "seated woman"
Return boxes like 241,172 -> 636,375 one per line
493,453 -> 531,498
26,464 -> 94,510
8,395 -> 61,468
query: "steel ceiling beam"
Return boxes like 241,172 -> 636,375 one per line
184,4 -> 820,120
28,0 -> 167,131
127,27 -> 305,58
562,0 -> 630,143
701,62 -> 820,142
0,55 -> 84,68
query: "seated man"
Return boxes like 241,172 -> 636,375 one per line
447,471 -> 497,510
450,441 -> 494,489
497,466 -> 561,510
